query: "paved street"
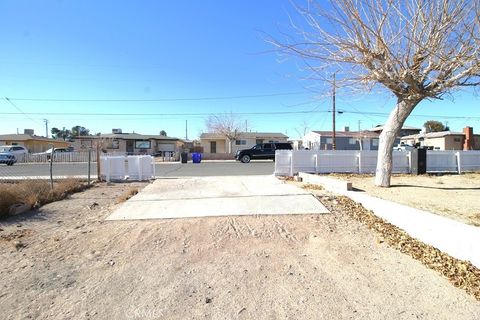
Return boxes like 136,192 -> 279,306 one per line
0,160 -> 275,178
154,161 -> 275,177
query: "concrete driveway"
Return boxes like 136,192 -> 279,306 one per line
107,175 -> 328,220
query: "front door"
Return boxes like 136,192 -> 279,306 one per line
126,140 -> 134,154
210,141 -> 217,153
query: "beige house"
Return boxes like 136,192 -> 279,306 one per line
72,130 -> 182,155
400,127 -> 479,150
200,132 -> 289,154
0,130 -> 69,153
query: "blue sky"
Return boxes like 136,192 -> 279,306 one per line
1,0 -> 478,140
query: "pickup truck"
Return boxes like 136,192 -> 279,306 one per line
235,142 -> 292,163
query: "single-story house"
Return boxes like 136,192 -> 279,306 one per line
368,125 -> 421,137
0,130 -> 70,153
400,127 -> 479,150
71,130 -> 183,155
302,129 -> 380,150
200,132 -> 289,153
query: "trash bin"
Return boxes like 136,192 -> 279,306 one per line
411,148 -> 427,175
192,152 -> 202,164
417,148 -> 427,174
180,152 -> 188,164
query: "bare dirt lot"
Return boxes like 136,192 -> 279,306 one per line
1,182 -> 479,319
331,173 -> 480,226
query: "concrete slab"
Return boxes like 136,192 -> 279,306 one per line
107,175 -> 329,220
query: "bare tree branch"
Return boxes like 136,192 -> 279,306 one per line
270,0 -> 480,186
205,113 -> 243,153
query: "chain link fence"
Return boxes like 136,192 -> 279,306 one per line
0,150 -> 100,183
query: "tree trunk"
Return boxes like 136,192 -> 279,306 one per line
374,98 -> 420,187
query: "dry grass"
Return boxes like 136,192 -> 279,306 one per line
115,187 -> 139,204
302,183 -> 324,190
0,179 -> 90,218
470,213 -> 480,227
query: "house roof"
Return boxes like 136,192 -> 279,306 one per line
77,133 -> 180,141
400,131 -> 473,140
311,130 -> 380,138
368,125 -> 421,132
200,132 -> 288,139
0,134 -> 64,142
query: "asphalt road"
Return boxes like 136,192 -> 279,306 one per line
0,161 -> 276,178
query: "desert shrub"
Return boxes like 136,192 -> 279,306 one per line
115,187 -> 139,204
0,179 -> 89,218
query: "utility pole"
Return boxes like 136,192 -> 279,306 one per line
185,120 -> 188,140
332,73 -> 336,150
44,119 -> 49,138
245,120 -> 248,132
358,120 -> 361,132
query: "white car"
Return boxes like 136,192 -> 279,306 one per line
394,143 -> 414,151
0,145 -> 28,161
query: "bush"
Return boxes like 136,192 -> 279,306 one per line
0,179 -> 89,217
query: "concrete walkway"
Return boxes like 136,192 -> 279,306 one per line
298,172 -> 480,268
107,175 -> 329,220
342,190 -> 480,268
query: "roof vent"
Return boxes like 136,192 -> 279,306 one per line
112,129 -> 122,134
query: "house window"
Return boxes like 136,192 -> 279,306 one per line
109,139 -> 119,149
80,139 -> 92,148
349,138 -> 357,145
256,139 -> 263,144
235,140 -> 246,145
135,140 -> 151,149
326,138 -> 333,144
372,139 -> 379,146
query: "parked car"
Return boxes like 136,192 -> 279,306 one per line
34,147 -> 73,159
235,142 -> 293,163
0,152 -> 17,166
394,143 -> 415,151
0,145 -> 28,161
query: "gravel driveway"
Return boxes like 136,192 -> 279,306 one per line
0,182 -> 479,319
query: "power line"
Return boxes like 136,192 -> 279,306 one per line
0,110 -> 323,117
4,97 -> 42,125
1,109 -> 478,120
5,91 -> 305,102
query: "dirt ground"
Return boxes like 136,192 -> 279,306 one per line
1,182 -> 479,319
330,173 -> 480,226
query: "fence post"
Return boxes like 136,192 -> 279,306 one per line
456,152 -> 462,174
357,151 -> 362,174
289,151 -> 294,177
49,144 -> 54,190
87,149 -> 92,185
314,153 -> 318,173
407,151 -> 412,174
96,144 -> 101,181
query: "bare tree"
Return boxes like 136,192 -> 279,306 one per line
295,120 -> 310,139
205,113 -> 243,153
270,0 -> 480,186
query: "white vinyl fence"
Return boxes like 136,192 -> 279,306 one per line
100,155 -> 155,181
274,150 -> 480,176
20,151 -> 99,163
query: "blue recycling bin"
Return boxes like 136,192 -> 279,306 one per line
192,152 -> 202,164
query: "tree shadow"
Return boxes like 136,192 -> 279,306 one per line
0,209 -> 48,226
